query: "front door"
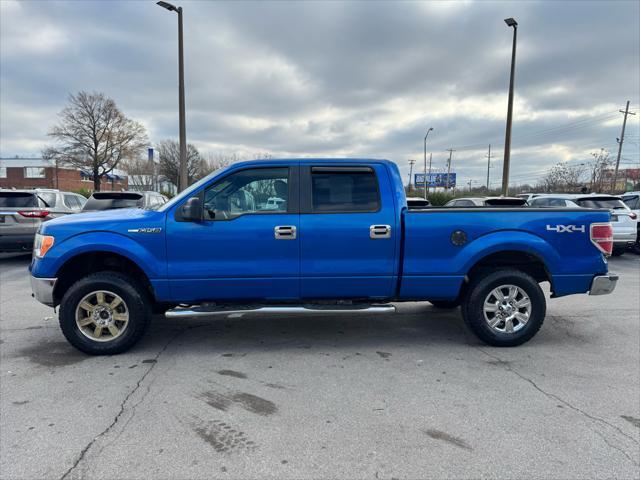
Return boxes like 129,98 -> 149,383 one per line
299,164 -> 397,299
166,165 -> 300,302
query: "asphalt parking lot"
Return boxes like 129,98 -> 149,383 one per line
1,253 -> 639,480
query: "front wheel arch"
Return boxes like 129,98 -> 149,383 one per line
53,251 -> 156,307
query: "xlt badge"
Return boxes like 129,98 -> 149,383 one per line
128,227 -> 162,234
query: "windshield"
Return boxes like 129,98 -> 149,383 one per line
576,198 -> 627,209
0,192 -> 37,208
158,165 -> 233,212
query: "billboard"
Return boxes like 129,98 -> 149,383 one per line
415,172 -> 456,188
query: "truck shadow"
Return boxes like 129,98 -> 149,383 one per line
144,305 -> 479,354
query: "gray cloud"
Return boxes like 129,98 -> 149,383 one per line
1,0 -> 638,189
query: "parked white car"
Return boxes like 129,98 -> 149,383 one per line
621,191 -> 640,252
529,194 -> 637,256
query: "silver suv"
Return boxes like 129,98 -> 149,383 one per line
0,189 -> 87,252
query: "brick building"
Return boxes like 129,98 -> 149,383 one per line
0,157 -> 127,192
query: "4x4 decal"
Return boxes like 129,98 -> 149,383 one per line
546,224 -> 586,233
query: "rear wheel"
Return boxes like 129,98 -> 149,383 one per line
59,272 -> 151,355
461,269 -> 545,347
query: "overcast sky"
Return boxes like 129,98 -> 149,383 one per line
1,0 -> 639,188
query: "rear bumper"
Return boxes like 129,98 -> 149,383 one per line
589,274 -> 618,296
30,275 -> 57,306
613,231 -> 637,243
0,234 -> 34,252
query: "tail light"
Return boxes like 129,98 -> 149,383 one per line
590,222 -> 613,256
18,210 -> 49,218
629,212 -> 637,220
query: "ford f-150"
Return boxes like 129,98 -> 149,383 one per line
29,159 -> 618,355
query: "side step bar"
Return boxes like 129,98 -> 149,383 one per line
165,304 -> 396,319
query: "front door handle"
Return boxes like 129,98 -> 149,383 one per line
275,225 -> 297,240
370,224 -> 391,239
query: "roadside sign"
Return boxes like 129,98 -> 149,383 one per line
415,172 -> 456,188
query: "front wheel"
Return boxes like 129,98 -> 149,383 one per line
461,269 -> 546,347
59,272 -> 151,355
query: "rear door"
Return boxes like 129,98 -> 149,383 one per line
299,164 -> 397,299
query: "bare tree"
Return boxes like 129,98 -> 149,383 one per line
540,162 -> 587,193
45,91 -> 148,191
121,156 -> 155,191
589,149 -> 613,193
157,140 -> 205,187
202,153 -> 241,176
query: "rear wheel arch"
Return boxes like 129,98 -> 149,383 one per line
460,250 -> 552,299
53,251 -> 155,306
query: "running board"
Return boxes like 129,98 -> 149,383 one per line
165,304 -> 396,319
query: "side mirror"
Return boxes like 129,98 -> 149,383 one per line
180,196 -> 203,222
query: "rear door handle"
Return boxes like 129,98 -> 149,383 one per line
370,224 -> 391,239
275,225 -> 297,240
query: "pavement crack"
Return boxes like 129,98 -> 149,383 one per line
58,327 -> 193,480
476,347 -> 639,465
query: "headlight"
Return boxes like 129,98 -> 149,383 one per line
33,233 -> 55,258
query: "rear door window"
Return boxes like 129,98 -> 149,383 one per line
310,167 -> 379,213
0,192 -> 37,208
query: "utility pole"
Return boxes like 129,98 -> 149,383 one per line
157,1 -> 188,192
502,17 -> 518,196
423,127 -> 434,199
427,153 -> 432,193
612,100 -> 636,193
486,144 -> 492,190
467,179 -> 473,191
446,149 -> 455,191
408,159 -> 416,191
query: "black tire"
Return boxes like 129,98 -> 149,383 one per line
59,271 -> 151,355
611,247 -> 625,257
461,269 -> 546,347
429,300 -> 460,309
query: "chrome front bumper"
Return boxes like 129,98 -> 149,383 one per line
589,274 -> 618,296
30,275 -> 57,306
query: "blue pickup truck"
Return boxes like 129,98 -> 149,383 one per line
30,159 -> 618,355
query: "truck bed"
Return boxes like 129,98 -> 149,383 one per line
400,207 -> 610,300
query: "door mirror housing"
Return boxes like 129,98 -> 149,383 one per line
180,196 -> 203,222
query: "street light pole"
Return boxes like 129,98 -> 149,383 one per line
157,1 -> 188,192
423,127 -> 433,199
502,17 -> 518,196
